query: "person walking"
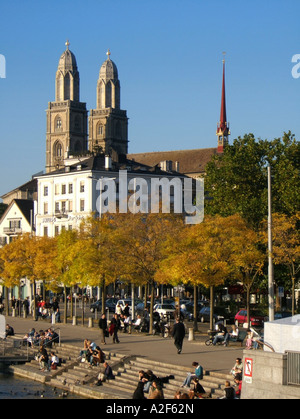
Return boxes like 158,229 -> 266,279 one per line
172,317 -> 185,354
99,313 -> 108,345
110,313 -> 121,343
23,297 -> 30,317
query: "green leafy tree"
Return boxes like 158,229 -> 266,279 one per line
267,132 -> 300,216
203,132 -> 300,227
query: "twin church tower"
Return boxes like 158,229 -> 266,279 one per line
46,41 -> 128,173
46,41 -> 230,174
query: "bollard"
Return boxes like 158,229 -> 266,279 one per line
72,316 -> 77,326
88,317 -> 93,328
23,310 -> 27,319
12,309 -> 16,318
51,313 -> 56,325
188,328 -> 195,341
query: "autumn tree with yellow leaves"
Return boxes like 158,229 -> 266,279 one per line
68,216 -> 120,318
0,234 -> 57,318
262,212 -> 300,314
111,212 -> 184,333
156,214 -> 266,329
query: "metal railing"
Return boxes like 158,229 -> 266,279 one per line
0,327 -> 61,357
0,336 -> 30,360
286,351 -> 300,386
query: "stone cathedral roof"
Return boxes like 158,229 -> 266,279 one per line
99,49 -> 119,80
57,40 -> 78,72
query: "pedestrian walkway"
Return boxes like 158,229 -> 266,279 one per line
5,315 -> 244,375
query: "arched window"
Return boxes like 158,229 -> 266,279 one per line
97,123 -> 104,136
55,116 -> 62,131
105,81 -> 112,108
54,141 -> 63,160
64,72 -> 70,100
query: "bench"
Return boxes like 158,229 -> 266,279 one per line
229,330 -> 247,347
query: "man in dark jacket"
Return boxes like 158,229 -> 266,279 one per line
99,313 -> 108,344
172,318 -> 185,354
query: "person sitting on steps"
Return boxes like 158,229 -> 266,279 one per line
181,361 -> 203,388
96,361 -> 115,385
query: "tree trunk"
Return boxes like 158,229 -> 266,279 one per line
70,286 -> 74,318
131,283 -> 135,321
149,280 -> 154,335
292,276 -> 295,316
63,285 -> 67,324
193,284 -> 198,332
33,280 -> 37,320
246,286 -> 251,327
5,287 -> 9,316
101,276 -> 106,315
144,286 -> 147,309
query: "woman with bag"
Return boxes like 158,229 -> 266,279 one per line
110,313 -> 121,343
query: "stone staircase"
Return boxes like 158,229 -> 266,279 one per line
7,343 -> 233,399
107,357 -> 232,399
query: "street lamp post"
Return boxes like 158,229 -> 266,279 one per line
268,165 -> 275,321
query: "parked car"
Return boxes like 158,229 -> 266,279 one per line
153,303 -> 176,319
183,301 -> 209,321
90,298 -> 118,313
234,309 -> 266,327
199,306 -> 227,323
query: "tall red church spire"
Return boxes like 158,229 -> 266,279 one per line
216,53 -> 230,153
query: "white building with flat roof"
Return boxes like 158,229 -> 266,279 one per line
35,153 -> 186,237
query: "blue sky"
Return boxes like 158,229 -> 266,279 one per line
0,0 -> 299,198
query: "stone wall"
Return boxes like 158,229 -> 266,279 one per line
241,350 -> 300,399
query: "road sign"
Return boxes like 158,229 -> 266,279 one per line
244,357 -> 253,383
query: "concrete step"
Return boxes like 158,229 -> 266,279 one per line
134,356 -> 193,374
126,360 -> 189,380
8,342 -> 235,400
